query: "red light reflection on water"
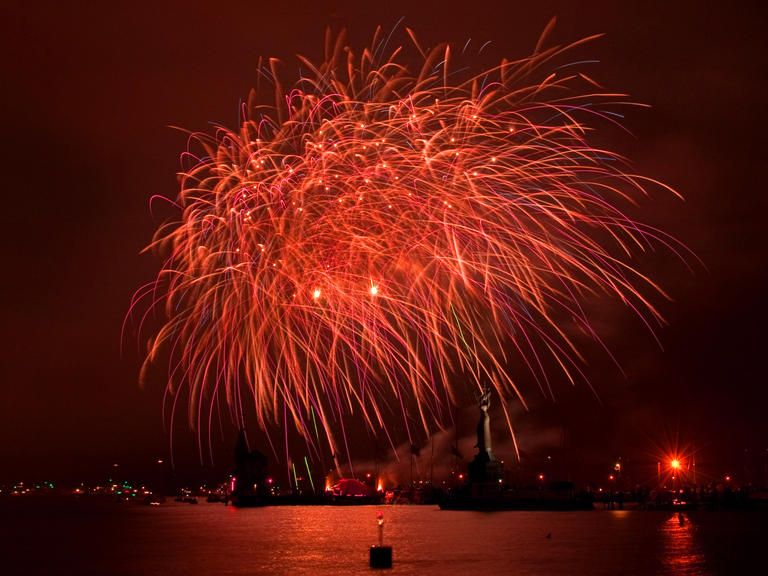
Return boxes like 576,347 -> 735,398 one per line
660,513 -> 710,575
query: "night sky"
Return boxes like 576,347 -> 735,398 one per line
1,0 -> 766,484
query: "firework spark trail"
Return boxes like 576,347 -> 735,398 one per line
128,27 -> 688,467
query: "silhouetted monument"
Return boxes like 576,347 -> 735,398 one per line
441,386 -> 593,509
467,386 -> 504,496
230,429 -> 269,506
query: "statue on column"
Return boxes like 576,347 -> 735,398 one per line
467,385 -> 503,489
475,385 -> 495,462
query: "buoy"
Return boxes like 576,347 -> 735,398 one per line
369,511 -> 392,569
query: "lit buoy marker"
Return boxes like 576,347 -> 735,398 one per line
369,511 -> 392,569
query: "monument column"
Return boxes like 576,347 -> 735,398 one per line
467,386 -> 503,496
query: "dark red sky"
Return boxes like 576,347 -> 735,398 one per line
1,0 -> 766,483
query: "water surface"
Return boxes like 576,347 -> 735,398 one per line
1,498 -> 763,575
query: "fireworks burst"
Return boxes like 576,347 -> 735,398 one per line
129,26 -> 685,466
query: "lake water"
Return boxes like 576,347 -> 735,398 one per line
1,498 -> 764,575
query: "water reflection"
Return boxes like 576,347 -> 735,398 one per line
660,512 -> 710,575
6,499 -> 763,575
